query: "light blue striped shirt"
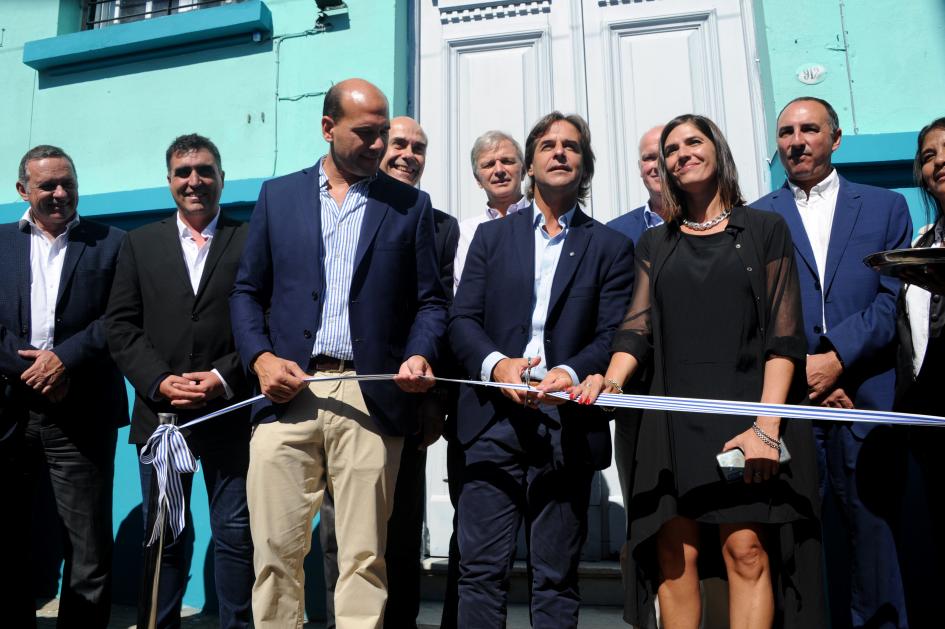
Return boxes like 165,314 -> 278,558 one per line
480,206 -> 579,387
312,158 -> 373,360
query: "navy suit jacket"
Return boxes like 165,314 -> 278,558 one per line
230,167 -> 448,435
752,176 -> 912,435
449,206 -> 634,468
607,204 -> 648,246
0,218 -> 128,430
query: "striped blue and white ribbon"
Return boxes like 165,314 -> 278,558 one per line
139,423 -> 198,546
140,372 -> 945,545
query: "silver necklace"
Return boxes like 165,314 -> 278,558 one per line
681,208 -> 731,231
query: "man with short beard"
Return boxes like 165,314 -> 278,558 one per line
230,79 -> 447,629
319,115 -> 459,629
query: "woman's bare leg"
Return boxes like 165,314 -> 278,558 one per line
719,523 -> 774,629
656,516 -> 702,629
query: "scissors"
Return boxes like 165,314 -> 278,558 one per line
522,356 -> 533,408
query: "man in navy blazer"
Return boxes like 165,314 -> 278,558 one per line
450,112 -> 634,628
752,97 -> 912,629
229,79 -> 447,628
0,145 -> 127,628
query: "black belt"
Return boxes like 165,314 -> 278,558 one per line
310,354 -> 352,373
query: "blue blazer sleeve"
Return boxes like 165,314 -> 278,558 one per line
825,192 -> 912,367
230,180 -> 276,370
448,223 -> 500,379
404,197 -> 448,363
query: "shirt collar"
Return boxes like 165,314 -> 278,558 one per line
486,195 -> 529,220
532,205 -> 577,232
642,201 -> 665,229
788,168 -> 839,202
176,210 -> 220,241
318,156 -> 376,190
18,209 -> 80,237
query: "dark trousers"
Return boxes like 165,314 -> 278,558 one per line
457,414 -> 593,629
815,422 -> 908,629
320,431 -> 427,629
138,435 -> 254,629
0,409 -> 116,629
440,428 -> 465,629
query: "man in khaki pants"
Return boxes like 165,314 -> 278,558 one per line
229,78 -> 448,628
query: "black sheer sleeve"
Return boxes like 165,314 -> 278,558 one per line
611,226 -> 656,365
763,214 -> 807,362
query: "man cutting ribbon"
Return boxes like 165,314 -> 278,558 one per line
449,111 -> 634,629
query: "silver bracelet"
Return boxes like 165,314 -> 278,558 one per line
752,422 -> 781,452
604,378 -> 624,394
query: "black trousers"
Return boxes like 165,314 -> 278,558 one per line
0,408 -> 116,629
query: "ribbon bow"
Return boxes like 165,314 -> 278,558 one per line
139,423 -> 198,546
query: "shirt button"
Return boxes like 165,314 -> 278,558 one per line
735,243 -> 741,249
746,267 -> 752,272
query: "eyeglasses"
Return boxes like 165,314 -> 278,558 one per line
172,165 -> 218,179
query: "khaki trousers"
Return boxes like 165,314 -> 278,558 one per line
247,372 -> 403,629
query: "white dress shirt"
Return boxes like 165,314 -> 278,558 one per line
789,168 -> 840,330
176,211 -> 219,293
175,211 -> 233,399
20,210 -> 79,350
479,206 -> 579,387
453,195 -> 530,293
904,222 -> 944,376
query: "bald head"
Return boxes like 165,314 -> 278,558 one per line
638,125 -> 663,202
382,117 -> 428,186
323,78 -> 389,122
321,78 -> 391,180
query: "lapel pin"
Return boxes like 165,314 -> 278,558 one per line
569,251 -> 574,256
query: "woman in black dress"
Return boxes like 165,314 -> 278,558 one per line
575,115 -> 824,628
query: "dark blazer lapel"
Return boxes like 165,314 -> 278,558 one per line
298,166 -> 323,277
56,222 -> 88,306
548,208 -> 591,313
161,217 -> 195,296
354,192 -> 389,273
14,226 -> 30,330
510,205 -> 536,311
771,186 -> 818,278
195,215 -> 236,301
823,178 -> 861,295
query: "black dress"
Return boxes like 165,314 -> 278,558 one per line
613,207 -> 825,628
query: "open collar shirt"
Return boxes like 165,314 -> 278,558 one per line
453,195 -> 530,293
480,205 -> 579,387
789,168 -> 840,330
313,157 -> 375,361
19,210 -> 79,350
174,210 -> 232,398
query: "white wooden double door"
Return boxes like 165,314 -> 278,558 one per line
417,0 -> 771,559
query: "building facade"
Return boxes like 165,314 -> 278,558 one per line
1,0 -> 942,614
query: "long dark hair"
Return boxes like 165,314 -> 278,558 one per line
658,114 -> 744,225
914,117 -> 945,225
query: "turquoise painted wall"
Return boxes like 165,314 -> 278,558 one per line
0,0 -> 410,209
0,0 -> 408,615
756,0 -> 945,232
